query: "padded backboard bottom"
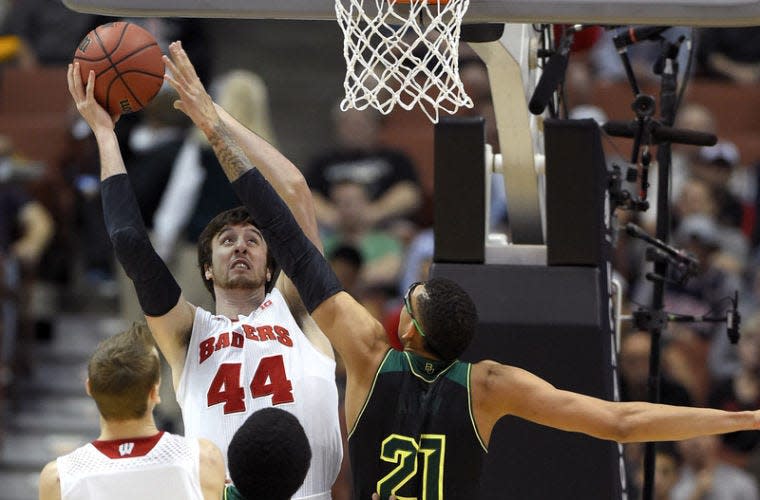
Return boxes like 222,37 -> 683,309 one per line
63,0 -> 760,26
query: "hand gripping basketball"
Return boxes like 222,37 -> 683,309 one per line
73,21 -> 165,115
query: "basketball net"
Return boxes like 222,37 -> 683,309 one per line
335,0 -> 472,123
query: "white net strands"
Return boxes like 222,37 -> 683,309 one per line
336,0 -> 472,123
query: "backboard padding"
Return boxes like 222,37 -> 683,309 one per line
63,0 -> 760,26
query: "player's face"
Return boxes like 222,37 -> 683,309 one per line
207,223 -> 270,291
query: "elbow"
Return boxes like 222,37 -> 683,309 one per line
591,404 -> 636,443
282,174 -> 312,202
606,407 -> 638,443
610,421 -> 633,443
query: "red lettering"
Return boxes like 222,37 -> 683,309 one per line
215,332 -> 231,351
231,332 -> 244,348
257,325 -> 276,342
259,299 -> 273,310
199,338 -> 215,363
251,355 -> 294,404
274,325 -> 293,347
207,363 -> 245,414
242,324 -> 258,340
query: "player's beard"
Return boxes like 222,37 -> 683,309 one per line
224,275 -> 261,290
217,266 -> 267,292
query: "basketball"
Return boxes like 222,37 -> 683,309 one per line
73,21 -> 165,115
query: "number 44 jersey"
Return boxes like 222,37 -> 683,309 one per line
176,287 -> 342,500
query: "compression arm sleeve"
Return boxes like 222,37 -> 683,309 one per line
101,174 -> 181,316
230,169 -> 343,313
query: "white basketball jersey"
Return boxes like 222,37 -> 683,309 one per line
56,432 -> 203,500
176,288 -> 342,500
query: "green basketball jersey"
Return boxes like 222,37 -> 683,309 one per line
349,349 -> 487,500
223,485 -> 244,500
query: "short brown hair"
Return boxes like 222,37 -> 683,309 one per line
197,206 -> 277,299
87,323 -> 160,421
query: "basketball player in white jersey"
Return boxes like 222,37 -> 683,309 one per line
68,49 -> 341,499
38,323 -> 225,500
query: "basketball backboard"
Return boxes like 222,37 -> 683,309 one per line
63,0 -> 760,26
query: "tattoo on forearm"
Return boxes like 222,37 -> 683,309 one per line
208,122 -> 254,180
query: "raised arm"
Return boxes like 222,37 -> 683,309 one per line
214,104 -> 321,251
473,360 -> 760,447
162,42 -> 389,405
162,42 -> 333,351
213,102 -> 327,352
67,63 -> 194,378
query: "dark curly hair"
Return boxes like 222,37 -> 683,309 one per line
196,206 -> 278,300
228,408 -> 311,500
416,277 -> 478,361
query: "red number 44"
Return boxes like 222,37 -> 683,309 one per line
207,355 -> 294,414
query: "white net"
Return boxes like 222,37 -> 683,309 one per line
335,0 -> 472,123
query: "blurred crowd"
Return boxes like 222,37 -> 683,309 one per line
4,1 -> 760,498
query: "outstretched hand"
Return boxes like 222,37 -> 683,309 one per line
163,41 -> 219,132
66,62 -> 119,135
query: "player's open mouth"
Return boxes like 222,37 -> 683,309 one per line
230,259 -> 250,270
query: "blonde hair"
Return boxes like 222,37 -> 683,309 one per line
88,323 -> 160,421
196,70 -> 277,146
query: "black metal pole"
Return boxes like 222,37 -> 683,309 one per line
641,45 -> 679,500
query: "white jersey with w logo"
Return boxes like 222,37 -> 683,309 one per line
176,287 -> 342,500
56,431 -> 202,500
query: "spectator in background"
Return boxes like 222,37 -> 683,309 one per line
0,135 -> 54,380
670,215 -> 743,401
672,434 -> 759,500
640,102 -> 718,234
305,105 -> 422,233
708,314 -> 760,485
692,141 -> 745,233
696,27 -> 760,83
619,330 -> 693,407
65,116 -> 116,295
328,244 -> 364,298
322,179 -> 403,293
628,442 -> 684,500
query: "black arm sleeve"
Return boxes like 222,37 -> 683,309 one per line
101,174 -> 181,316
230,169 -> 343,313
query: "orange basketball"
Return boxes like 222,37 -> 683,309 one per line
73,21 -> 165,115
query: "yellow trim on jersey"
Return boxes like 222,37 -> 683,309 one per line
467,363 -> 488,452
403,351 -> 457,383
348,348 -> 394,439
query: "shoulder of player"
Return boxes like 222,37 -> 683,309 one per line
197,438 -> 226,499
197,438 -> 225,473
470,360 -> 522,395
39,460 -> 61,500
317,292 -> 388,343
